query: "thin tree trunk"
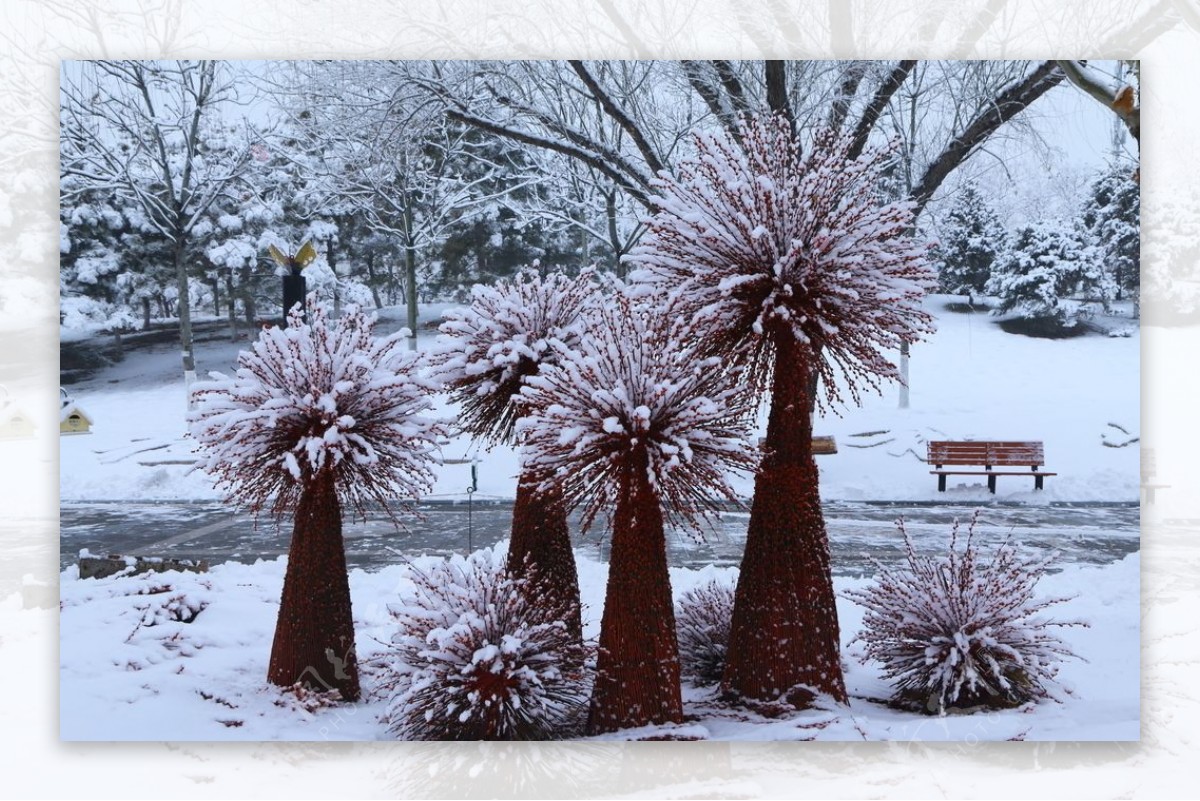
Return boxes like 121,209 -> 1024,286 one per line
507,475 -> 581,642
210,275 -> 220,317
587,448 -> 682,734
404,202 -> 419,350
722,332 -> 847,707
239,264 -> 257,327
365,253 -> 384,310
142,297 -> 151,330
267,472 -> 361,701
174,238 -> 197,401
225,271 -> 239,341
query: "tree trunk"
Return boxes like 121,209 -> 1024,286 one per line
507,475 -> 581,643
404,202 -> 419,351
173,238 -> 196,398
722,332 -> 847,707
225,271 -> 240,341
587,448 -> 682,734
365,253 -> 384,310
209,275 -> 220,317
141,297 -> 151,330
267,472 -> 361,701
239,263 -> 257,327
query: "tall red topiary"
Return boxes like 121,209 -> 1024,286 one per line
189,304 -> 446,701
519,294 -> 757,734
627,115 -> 936,707
429,269 -> 595,640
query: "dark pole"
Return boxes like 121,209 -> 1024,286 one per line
467,462 -> 477,553
282,263 -> 306,328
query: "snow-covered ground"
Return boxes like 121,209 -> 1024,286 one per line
59,295 -> 1141,504
55,295 -> 1140,741
58,544 -> 1139,741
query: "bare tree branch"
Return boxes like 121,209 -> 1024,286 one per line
1057,60 -> 1139,145
680,60 -> 744,144
847,60 -> 917,160
712,60 -> 752,117
569,60 -> 666,177
826,61 -> 867,134
910,60 -> 1064,215
444,108 -> 653,210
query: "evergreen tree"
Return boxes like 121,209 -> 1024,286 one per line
986,221 -> 1112,332
934,182 -> 1007,304
1081,164 -> 1140,311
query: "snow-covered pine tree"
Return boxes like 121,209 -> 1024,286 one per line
518,294 -> 757,734
429,269 -> 596,641
626,115 -> 936,708
986,221 -> 1112,334
189,303 -> 447,701
1081,163 -> 1140,314
934,181 -> 1007,305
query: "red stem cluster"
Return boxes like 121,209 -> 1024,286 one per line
722,331 -> 847,706
267,471 -> 361,701
587,447 -> 683,734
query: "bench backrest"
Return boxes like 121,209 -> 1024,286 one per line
927,440 -> 1045,467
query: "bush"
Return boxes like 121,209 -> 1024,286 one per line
845,515 -> 1083,715
382,548 -> 590,740
675,576 -> 736,684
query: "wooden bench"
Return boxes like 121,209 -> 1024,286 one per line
927,440 -> 1056,493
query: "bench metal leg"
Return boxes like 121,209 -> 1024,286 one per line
1035,475 -> 1044,491
987,474 -> 997,494
937,474 -> 946,492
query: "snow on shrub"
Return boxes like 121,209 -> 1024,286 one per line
675,575 -> 737,684
189,302 -> 447,701
517,293 -> 758,532
382,548 -> 589,741
845,515 -> 1083,714
429,268 -> 596,444
625,115 -> 936,408
189,302 -> 446,518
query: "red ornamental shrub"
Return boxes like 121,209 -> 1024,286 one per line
675,575 -> 737,684
627,114 -> 936,706
189,304 -> 446,701
429,269 -> 596,639
383,547 -> 590,740
519,294 -> 757,734
845,516 -> 1084,714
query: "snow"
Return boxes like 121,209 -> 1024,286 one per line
54,293 -> 1140,741
57,544 -> 1138,741
60,295 -> 1140,504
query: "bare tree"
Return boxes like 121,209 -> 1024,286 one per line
60,60 -> 252,389
271,61 -> 538,347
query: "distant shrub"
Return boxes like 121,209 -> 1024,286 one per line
382,548 -> 589,740
846,515 -> 1083,714
675,576 -> 737,684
